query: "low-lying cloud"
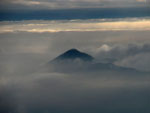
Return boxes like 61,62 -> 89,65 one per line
93,44 -> 150,71
0,21 -> 150,113
1,64 -> 150,113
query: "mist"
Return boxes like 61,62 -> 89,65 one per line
0,26 -> 150,113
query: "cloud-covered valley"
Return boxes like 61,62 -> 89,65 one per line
0,19 -> 150,113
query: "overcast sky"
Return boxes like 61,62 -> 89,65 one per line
0,0 -> 149,11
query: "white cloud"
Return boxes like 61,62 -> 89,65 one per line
96,44 -> 112,52
12,0 -> 41,5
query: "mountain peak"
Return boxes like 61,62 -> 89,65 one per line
50,48 -> 94,63
65,48 -> 81,54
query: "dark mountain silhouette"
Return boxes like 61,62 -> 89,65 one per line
44,48 -> 144,74
50,48 -> 94,64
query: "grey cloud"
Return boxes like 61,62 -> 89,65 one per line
0,0 -> 148,11
116,53 -> 150,71
94,44 -> 150,71
1,68 -> 150,113
95,44 -> 150,59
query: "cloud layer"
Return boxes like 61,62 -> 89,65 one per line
0,0 -> 149,10
93,44 -> 150,71
1,18 -> 150,33
0,18 -> 150,113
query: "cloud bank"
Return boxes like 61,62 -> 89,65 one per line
0,54 -> 150,113
1,18 -> 150,33
93,44 -> 150,71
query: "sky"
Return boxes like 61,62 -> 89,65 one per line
0,0 -> 149,10
0,1 -> 150,113
0,0 -> 150,21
